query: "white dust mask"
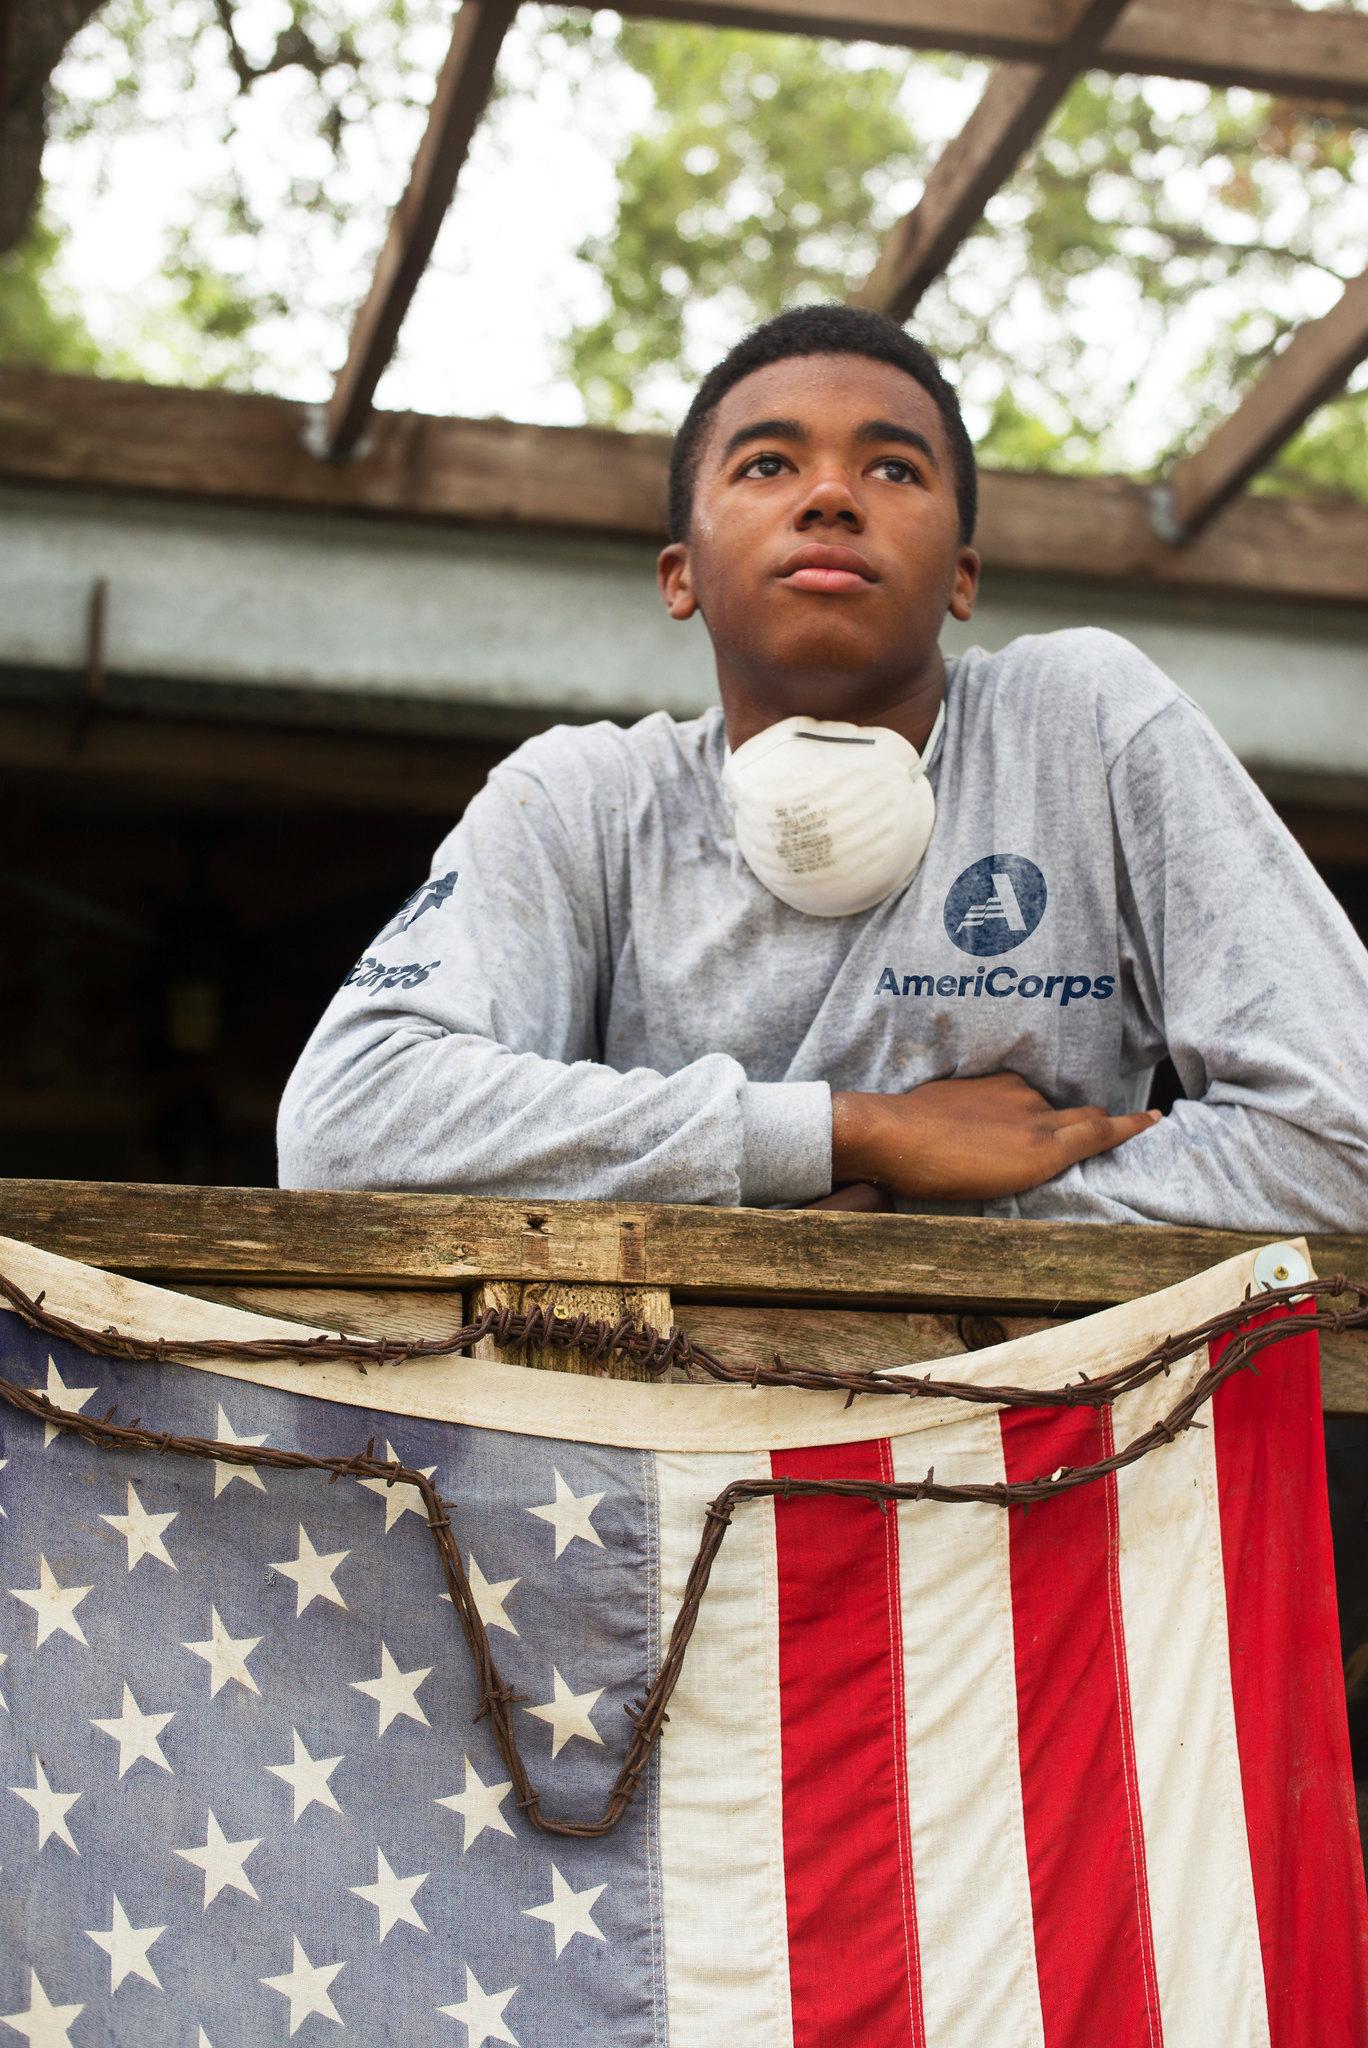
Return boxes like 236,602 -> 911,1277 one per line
720,704 -> 944,918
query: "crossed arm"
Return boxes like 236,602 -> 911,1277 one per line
280,711 -> 1368,1232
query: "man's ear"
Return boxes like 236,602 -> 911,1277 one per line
948,546 -> 981,624
657,541 -> 698,621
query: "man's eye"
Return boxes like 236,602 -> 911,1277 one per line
874,457 -> 920,483
741,454 -> 787,478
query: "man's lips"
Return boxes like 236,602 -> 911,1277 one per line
775,543 -> 877,593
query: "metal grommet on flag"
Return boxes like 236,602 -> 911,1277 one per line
1252,1241 -> 1312,1301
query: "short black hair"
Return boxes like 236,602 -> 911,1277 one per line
667,303 -> 977,548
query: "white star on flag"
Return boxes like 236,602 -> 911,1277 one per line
266,1728 -> 344,1821
11,1556 -> 92,1649
176,1809 -> 261,1907
183,1606 -> 261,1698
261,1937 -> 344,2035
92,1683 -> 174,1778
525,1668 -> 605,1759
85,1891 -> 166,1992
358,1442 -> 436,1531
33,1357 -> 97,1448
211,1404 -> 267,1496
350,1846 -> 429,1941
439,1966 -> 520,2047
527,1471 -> 605,1558
523,1864 -> 607,1958
270,1524 -> 349,1616
0,1969 -> 83,2047
467,1556 -> 519,1635
100,1479 -> 178,1571
436,1756 -> 515,1851
351,1643 -> 431,1735
12,1755 -> 80,1854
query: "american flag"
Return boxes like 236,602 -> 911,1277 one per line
0,1239 -> 1365,2046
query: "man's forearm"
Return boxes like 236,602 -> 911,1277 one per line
277,1017 -> 832,1207
998,1096 -> 1368,1233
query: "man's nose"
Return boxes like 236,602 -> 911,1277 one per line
795,471 -> 864,529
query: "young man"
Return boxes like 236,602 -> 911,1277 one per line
278,305 -> 1368,1228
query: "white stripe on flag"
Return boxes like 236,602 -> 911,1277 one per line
654,1450 -> 794,2048
1112,1370 -> 1271,2048
890,1417 -> 1046,2048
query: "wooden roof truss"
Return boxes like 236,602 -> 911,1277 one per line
0,0 -> 1364,601
319,0 -> 1367,548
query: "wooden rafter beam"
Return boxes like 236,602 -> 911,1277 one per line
2,373 -> 1367,608
850,0 -> 1134,324
1160,269 -> 1368,542
0,705 -> 508,815
615,0 -> 1368,103
324,0 -> 519,462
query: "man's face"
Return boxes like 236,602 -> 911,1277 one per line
657,352 -> 980,727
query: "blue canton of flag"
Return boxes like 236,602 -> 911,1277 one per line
0,1321 -> 662,2046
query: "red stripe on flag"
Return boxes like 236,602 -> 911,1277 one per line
1001,1405 -> 1164,2048
772,1439 -> 924,2048
1211,1309 -> 1368,2045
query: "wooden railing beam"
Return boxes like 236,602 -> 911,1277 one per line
0,1179 -> 1364,1319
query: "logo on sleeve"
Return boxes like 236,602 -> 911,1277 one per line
944,855 -> 1047,956
379,869 -> 458,940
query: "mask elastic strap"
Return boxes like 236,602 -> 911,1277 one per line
920,699 -> 947,775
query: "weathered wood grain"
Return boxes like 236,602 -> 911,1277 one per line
176,1283 -> 467,1344
5,374 -> 1368,607
671,1302 -> 1060,1373
161,1284 -> 1368,1414
677,1302 -> 1368,1415
3,1179 -> 1364,1315
470,1280 -> 673,1378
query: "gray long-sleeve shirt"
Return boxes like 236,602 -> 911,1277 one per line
277,626 -> 1368,1230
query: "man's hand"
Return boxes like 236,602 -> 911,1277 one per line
832,1073 -> 1162,1203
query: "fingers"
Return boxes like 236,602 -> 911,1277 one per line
1051,1108 -> 1162,1166
1050,1104 -> 1109,1129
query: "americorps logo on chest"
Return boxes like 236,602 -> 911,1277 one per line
943,855 -> 1047,957
873,852 -> 1115,1008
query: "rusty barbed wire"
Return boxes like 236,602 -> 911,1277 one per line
0,1269 -> 1364,1839
4,1264 -> 1362,1409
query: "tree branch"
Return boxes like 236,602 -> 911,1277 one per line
0,0 -> 107,253
210,0 -> 359,94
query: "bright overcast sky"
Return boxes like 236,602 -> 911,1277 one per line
46,0 -> 1368,469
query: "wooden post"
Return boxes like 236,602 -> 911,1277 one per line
471,1280 -> 673,1379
